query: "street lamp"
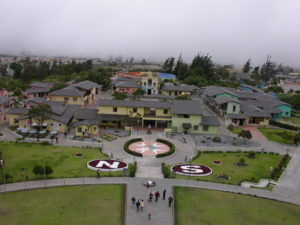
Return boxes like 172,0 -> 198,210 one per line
194,140 -> 198,156
0,159 -> 5,192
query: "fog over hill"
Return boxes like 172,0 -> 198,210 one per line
0,0 -> 299,67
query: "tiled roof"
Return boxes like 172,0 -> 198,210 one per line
162,83 -> 198,92
201,116 -> 220,126
98,99 -> 171,109
74,109 -> 98,120
74,80 -> 102,90
7,108 -> 29,114
171,100 -> 204,115
51,86 -> 85,97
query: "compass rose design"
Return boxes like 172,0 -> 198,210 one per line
129,141 -> 170,156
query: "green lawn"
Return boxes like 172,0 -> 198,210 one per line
173,152 -> 282,185
0,185 -> 124,225
258,127 -> 295,144
282,117 -> 300,126
0,142 -> 124,183
230,127 -> 242,134
175,187 -> 300,225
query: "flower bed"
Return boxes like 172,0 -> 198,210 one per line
156,138 -> 175,158
124,138 -> 143,157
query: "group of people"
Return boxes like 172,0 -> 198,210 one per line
131,197 -> 145,212
131,189 -> 174,220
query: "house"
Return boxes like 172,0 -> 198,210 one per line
25,82 -> 53,99
112,77 -> 141,93
160,83 -> 199,97
202,86 -> 292,126
171,100 -> 220,134
0,88 -> 8,97
50,80 -> 102,106
72,109 -> 100,137
158,73 -> 176,81
23,97 -> 47,108
0,96 -> 11,122
97,99 -> 172,128
9,103 -> 78,133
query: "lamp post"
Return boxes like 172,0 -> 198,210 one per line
0,160 -> 5,192
194,140 -> 198,156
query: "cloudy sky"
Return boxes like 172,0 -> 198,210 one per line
0,0 -> 299,67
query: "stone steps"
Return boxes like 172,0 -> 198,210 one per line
135,166 -> 164,178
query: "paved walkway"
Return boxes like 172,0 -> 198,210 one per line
242,126 -> 268,142
1,177 -> 300,225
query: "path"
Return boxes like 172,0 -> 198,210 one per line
242,126 -> 267,142
2,177 -> 300,225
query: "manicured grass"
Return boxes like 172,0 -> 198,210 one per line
175,187 -> 300,225
0,142 -> 124,183
258,127 -> 295,144
0,185 -> 124,225
173,152 -> 283,185
230,127 -> 242,134
282,117 -> 300,126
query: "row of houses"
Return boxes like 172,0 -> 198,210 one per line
202,86 -> 292,126
7,97 -> 220,137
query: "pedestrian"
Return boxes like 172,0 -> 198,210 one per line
140,199 -> 144,211
64,131 -> 67,138
50,135 -> 53,142
55,136 -> 58,143
163,189 -> 166,200
136,199 -> 141,212
149,190 -> 153,202
131,197 -> 136,206
148,213 -> 151,220
96,169 -> 101,179
155,191 -> 160,202
110,153 -> 113,159
168,196 -> 173,207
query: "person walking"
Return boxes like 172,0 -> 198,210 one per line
163,189 -> 166,200
168,196 -> 173,207
96,169 -> 101,179
149,190 -> 153,202
136,199 -> 141,212
155,191 -> 160,202
55,136 -> 58,143
131,197 -> 136,206
140,199 -> 144,211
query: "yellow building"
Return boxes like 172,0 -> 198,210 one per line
7,108 -> 29,126
50,80 -> 102,106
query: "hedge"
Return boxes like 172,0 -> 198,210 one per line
161,162 -> 170,178
269,120 -> 300,131
128,162 -> 137,177
123,138 -> 143,157
156,138 -> 175,158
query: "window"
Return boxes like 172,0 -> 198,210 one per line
153,82 -> 156,86
203,125 -> 209,131
144,82 -> 147,86
59,124 -> 62,126
73,97 -> 78,102
233,105 -> 236,112
183,114 -> 190,118
133,108 -> 137,113
193,125 -> 198,130
51,124 -> 53,126
77,127 -> 82,132
163,109 -> 168,114
64,97 -> 69,101
113,107 -> 117,112
94,126 -> 97,131
286,111 -> 289,115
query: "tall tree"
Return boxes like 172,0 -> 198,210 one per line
9,62 -> 23,79
163,57 -> 175,73
260,55 -> 276,81
28,104 -> 52,128
189,53 -> 214,80
242,59 -> 252,73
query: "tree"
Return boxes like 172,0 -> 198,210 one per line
175,95 -> 191,100
183,76 -> 208,87
50,82 -> 68,92
132,89 -> 145,97
260,56 -> 276,81
266,86 -> 284,93
45,165 -> 53,177
189,53 -> 214,80
238,157 -> 246,166
242,59 -> 252,73
28,104 -> 52,128
163,57 -> 175,73
32,165 -> 44,176
238,130 -> 252,143
0,65 -> 7,76
294,133 -> 300,145
10,62 -> 23,79
112,92 -> 127,100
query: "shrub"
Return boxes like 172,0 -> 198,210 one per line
156,139 -> 175,158
161,162 -> 170,178
128,162 -> 137,177
212,137 -> 221,143
247,151 -> 256,159
45,165 -> 53,176
32,165 -> 44,176
40,141 -> 52,145
269,120 -> 300,131
123,138 -> 143,157
238,157 -> 246,166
